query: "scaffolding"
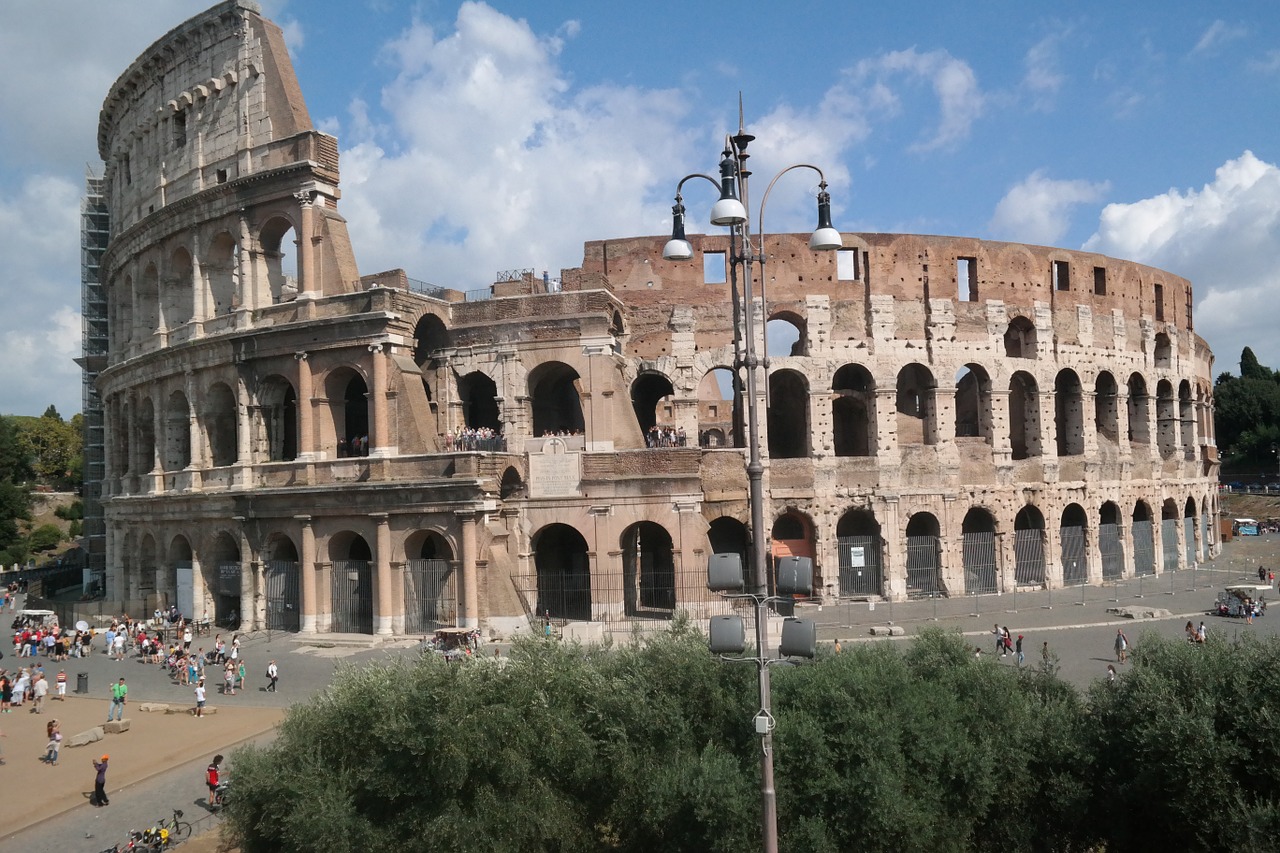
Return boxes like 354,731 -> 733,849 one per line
77,169 -> 109,586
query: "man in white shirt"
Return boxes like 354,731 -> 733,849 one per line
194,679 -> 207,718
32,675 -> 48,713
112,632 -> 126,661
183,628 -> 193,652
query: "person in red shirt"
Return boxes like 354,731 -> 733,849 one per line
206,754 -> 223,807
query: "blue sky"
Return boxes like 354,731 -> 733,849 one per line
2,0 -> 1279,416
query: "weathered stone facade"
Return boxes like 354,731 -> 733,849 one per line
93,1 -> 1219,638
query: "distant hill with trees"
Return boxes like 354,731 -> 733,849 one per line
0,405 -> 83,567
1214,346 -> 1280,477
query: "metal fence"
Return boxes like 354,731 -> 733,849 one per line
1161,519 -> 1180,572
1060,526 -> 1087,585
1013,528 -> 1045,586
961,531 -> 998,595
836,536 -> 883,596
1099,523 -> 1124,581
511,565 -> 727,624
404,559 -> 456,634
1132,519 -> 1156,576
265,561 -> 299,632
905,535 -> 942,597
331,560 -> 373,634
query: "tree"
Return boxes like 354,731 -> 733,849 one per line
14,410 -> 82,488
1239,346 -> 1273,381
27,523 -> 62,552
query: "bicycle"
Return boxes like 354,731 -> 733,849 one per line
156,807 -> 192,842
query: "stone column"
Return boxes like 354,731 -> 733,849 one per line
369,342 -> 391,456
989,389 -> 1011,458
1115,387 -> 1131,459
295,352 -> 315,460
874,388 -> 900,463
186,371 -> 204,470
295,191 -> 315,296
236,212 -> 254,312
190,234 -> 207,325
1043,522 -> 1061,589
298,515 -> 317,633
457,511 -> 478,629
372,513 -> 393,636
881,496 -> 905,599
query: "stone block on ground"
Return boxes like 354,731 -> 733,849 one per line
104,719 -> 131,733
868,625 -> 906,636
1106,605 -> 1172,620
67,726 -> 104,748
166,704 -> 218,716
138,702 -> 170,713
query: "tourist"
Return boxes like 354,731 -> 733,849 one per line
107,676 -> 127,722
266,660 -> 278,692
1114,629 -> 1129,664
90,754 -> 110,806
194,678 -> 207,718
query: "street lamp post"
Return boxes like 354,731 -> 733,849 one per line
666,113 -> 841,853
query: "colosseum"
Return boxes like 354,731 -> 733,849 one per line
87,0 -> 1219,638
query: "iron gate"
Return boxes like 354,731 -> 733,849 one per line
1200,513 -> 1209,554
836,536 -> 883,596
1161,519 -> 1180,572
906,535 -> 942,597
1013,528 -> 1045,586
331,560 -> 373,634
1099,523 -> 1124,581
1132,519 -> 1155,576
404,559 -> 456,634
962,531 -> 998,595
1060,526 -> 1087,585
216,562 -> 242,627
265,560 -> 300,632
1184,515 -> 1197,566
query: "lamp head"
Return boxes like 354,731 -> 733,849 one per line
808,183 -> 842,251
710,148 -> 747,226
662,197 -> 694,261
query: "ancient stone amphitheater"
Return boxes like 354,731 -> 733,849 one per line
90,0 -> 1219,637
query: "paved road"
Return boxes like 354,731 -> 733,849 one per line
6,533 -> 1280,852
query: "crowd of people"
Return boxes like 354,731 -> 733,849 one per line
444,427 -> 506,452
645,425 -> 688,448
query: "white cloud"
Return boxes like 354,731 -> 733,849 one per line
1193,20 -> 1247,55
1084,151 -> 1280,372
988,170 -> 1110,245
1023,32 -> 1068,109
848,48 -> 984,152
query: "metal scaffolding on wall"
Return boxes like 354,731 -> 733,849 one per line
77,169 -> 109,587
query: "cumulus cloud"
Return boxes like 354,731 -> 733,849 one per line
1084,151 -> 1280,371
988,170 -> 1110,246
846,48 -> 984,152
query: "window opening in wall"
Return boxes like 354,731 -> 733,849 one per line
217,169 -> 228,184
123,155 -> 131,185
957,257 -> 977,302
837,249 -> 859,281
703,251 -> 726,284
1185,287 -> 1193,330
1154,283 -> 1165,321
1052,260 -> 1070,292
1093,266 -> 1107,296
173,112 -> 187,148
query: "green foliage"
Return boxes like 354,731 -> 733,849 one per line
0,479 -> 31,556
13,410 -> 82,489
27,523 -> 63,552
54,500 -> 83,521
68,519 -> 82,538
1239,347 -> 1274,382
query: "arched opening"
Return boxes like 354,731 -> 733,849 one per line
1013,505 -> 1046,586
113,274 -> 135,349
621,521 -> 676,615
1094,372 -> 1119,444
771,510 -> 815,600
138,534 -> 158,600
1009,371 -> 1041,460
1003,316 -> 1037,358
165,246 -> 195,329
835,509 -> 882,596
708,517 -> 750,586
1153,332 -> 1172,368
905,512 -> 943,597
256,376 -> 297,462
532,523 -> 591,621
1060,504 -> 1088,585
961,507 -> 998,594
1161,498 -> 1180,572
1127,373 -> 1151,446
206,231 -> 238,316
413,314 -> 451,366
499,466 -> 525,500
137,263 -> 161,335
458,371 -> 501,432
832,364 -> 875,457
404,530 -> 456,633
528,362 -> 585,436
698,367 -> 741,448
1054,369 -> 1084,456
609,310 -> 626,354
116,399 -> 132,477
1184,496 -> 1199,566
1131,501 -> 1155,576
204,382 -> 238,467
1156,379 -> 1177,459
264,534 -> 300,631
167,535 -> 193,618
137,396 -> 156,473
163,390 -> 192,471
955,364 -> 992,441
329,532 -> 374,634
767,313 -> 806,357
208,531 -> 242,629
631,372 -> 679,446
1179,380 -> 1194,456
768,369 -> 810,458
1099,501 -> 1124,580
896,364 -> 938,446
259,217 -> 298,304
326,368 -> 369,457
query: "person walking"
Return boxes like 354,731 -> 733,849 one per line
183,626 -> 192,653
236,658 -> 246,692
43,719 -> 61,765
90,754 -> 110,806
112,631 -> 125,662
992,624 -> 1004,657
223,661 -> 235,696
194,678 -> 207,718
266,660 -> 278,692
1114,628 -> 1129,664
1015,634 -> 1025,667
107,676 -> 127,722
55,669 -> 67,701
31,673 -> 47,713
206,754 -> 223,807
1107,664 -> 1118,684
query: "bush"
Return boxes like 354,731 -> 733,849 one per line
54,500 -> 83,521
27,523 -> 63,552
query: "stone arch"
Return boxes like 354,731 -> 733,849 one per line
137,262 -> 161,335
1013,505 -> 1046,586
1003,315 -> 1037,358
1178,380 -> 1194,454
532,523 -> 591,621
528,361 -> 585,436
832,363 -> 876,457
137,396 -> 157,473
1060,503 -> 1088,584
767,311 -> 807,357
328,530 -> 374,634
621,521 -> 676,614
896,364 -> 938,446
138,532 -> 159,598
1094,371 -> 1119,444
771,509 -> 815,596
1156,379 -> 1177,458
499,466 -> 525,500
113,273 -> 135,349
163,389 -> 192,471
413,314 -> 451,366
1127,373 -> 1151,446
961,506 -> 999,594
258,215 -> 299,304
698,367 -> 740,448
207,530 -> 242,627
204,381 -> 238,467
325,366 -> 369,456
165,245 -> 195,329
1009,371 -> 1041,459
404,529 -> 457,633
834,508 -> 883,596
1099,500 -> 1125,580
206,230 -> 238,316
255,374 -> 297,462
458,370 -> 501,432
1154,332 -> 1172,368
708,516 -> 750,573
631,371 -> 677,442
905,511 -> 943,596
1054,369 -> 1084,456
1131,500 -> 1156,576
955,364 -> 993,441
167,533 -> 194,616
1183,495 -> 1199,566
768,369 -> 810,458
